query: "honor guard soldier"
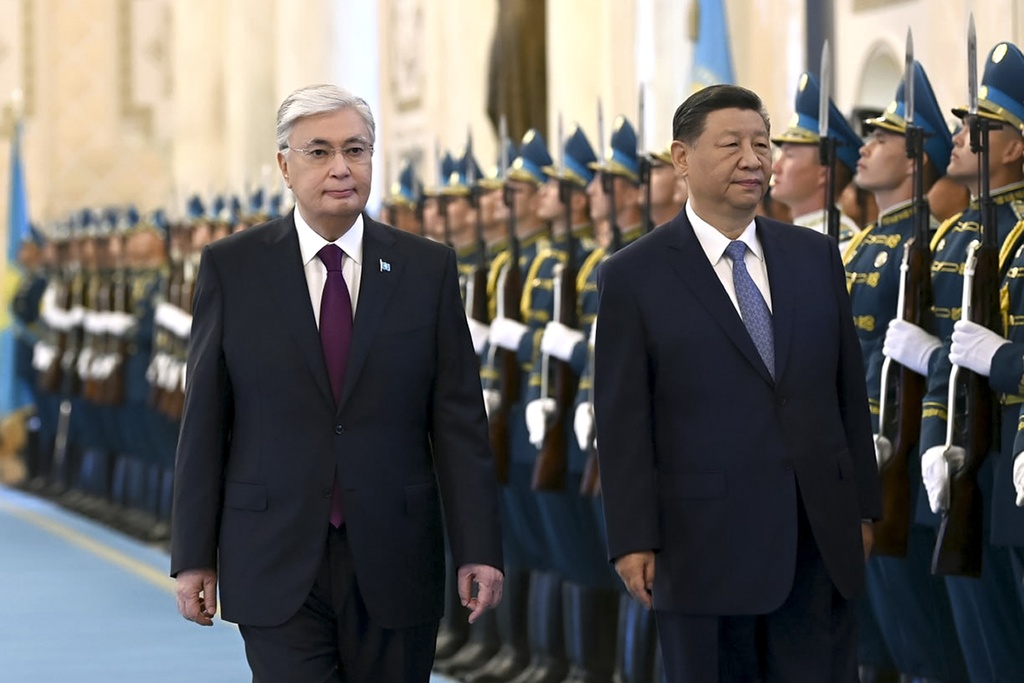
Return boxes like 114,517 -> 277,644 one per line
442,145 -> 483,303
845,62 -> 967,682
473,130 -> 559,683
529,123 -> 626,681
643,143 -> 685,227
577,115 -> 662,683
384,160 -> 423,235
772,73 -> 863,252
421,152 -> 455,245
884,46 -> 1024,683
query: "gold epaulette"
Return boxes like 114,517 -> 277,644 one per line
842,223 -> 875,266
931,211 -> 966,253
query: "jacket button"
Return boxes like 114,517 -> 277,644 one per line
334,424 -> 344,434
776,397 -> 787,407
322,487 -> 332,497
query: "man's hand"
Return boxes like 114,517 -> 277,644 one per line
882,319 -> 941,376
574,402 -> 595,451
949,319 -> 1008,377
176,568 -> 218,627
457,564 -> 504,624
525,398 -> 557,447
861,521 -> 874,561
540,321 -> 585,362
922,445 -> 952,514
614,551 -> 655,610
489,317 -> 529,352
1014,453 -> 1024,507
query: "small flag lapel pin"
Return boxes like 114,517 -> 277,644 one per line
380,259 -> 391,272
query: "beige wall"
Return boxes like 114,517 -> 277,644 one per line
3,0 -> 1024,270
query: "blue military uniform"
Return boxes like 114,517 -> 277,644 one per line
915,44 -> 1024,682
849,61 -> 970,683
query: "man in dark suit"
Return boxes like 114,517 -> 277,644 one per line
593,84 -> 881,682
171,84 -> 504,683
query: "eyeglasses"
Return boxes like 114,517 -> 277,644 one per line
287,143 -> 374,165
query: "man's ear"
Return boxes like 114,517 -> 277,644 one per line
277,151 -> 291,188
671,140 -> 688,178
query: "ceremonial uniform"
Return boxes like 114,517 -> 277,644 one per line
907,46 -> 1024,680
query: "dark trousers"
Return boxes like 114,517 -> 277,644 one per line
238,526 -> 438,683
656,499 -> 858,683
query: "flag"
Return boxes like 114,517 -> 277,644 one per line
1,113 -> 31,416
689,0 -> 736,92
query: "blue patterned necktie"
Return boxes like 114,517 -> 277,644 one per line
317,244 -> 353,527
724,240 -> 774,379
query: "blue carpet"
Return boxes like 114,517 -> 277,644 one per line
0,485 -> 456,682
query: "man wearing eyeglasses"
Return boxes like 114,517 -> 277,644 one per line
170,83 -> 504,683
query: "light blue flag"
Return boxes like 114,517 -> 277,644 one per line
690,0 -> 736,91
1,116 -> 31,416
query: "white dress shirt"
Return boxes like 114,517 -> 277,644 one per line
294,208 -> 364,328
687,201 -> 773,314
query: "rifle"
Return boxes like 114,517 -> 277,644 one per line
580,322 -> 600,496
818,40 -> 841,243
532,178 -> 580,491
38,261 -> 71,393
933,17 -> 999,576
638,85 -> 654,233
873,35 -> 934,556
102,239 -> 132,406
488,184 -> 522,484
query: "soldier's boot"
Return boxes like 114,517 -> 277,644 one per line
434,553 -> 470,662
76,448 -> 114,519
26,431 -> 52,492
464,567 -> 531,683
507,570 -> 568,683
157,466 -> 175,524
559,582 -> 618,683
613,593 -> 657,683
434,607 -> 500,676
142,463 -> 170,541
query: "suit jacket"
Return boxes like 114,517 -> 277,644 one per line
170,213 -> 503,629
594,212 -> 881,616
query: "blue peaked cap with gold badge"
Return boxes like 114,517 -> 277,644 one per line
589,116 -> 640,184
478,139 -> 519,190
425,152 -> 456,197
542,125 -> 598,189
387,160 -> 422,208
444,147 -> 483,196
772,72 -> 863,173
952,42 -> 1024,132
863,60 -> 953,175
508,129 -> 554,186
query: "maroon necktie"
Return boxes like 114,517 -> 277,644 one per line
317,244 -> 353,527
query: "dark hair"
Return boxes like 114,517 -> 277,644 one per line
672,85 -> 771,145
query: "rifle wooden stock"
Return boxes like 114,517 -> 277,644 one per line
875,240 -> 931,556
533,261 -> 578,491
932,244 -> 998,577
490,265 -> 521,484
580,443 -> 600,496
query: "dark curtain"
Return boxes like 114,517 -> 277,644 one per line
487,0 -> 548,143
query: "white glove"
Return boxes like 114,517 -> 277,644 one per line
525,398 -> 557,448
489,317 -> 529,352
873,434 -> 893,469
922,445 -> 952,514
540,321 -> 586,362
1014,452 -> 1024,507
482,389 -> 501,420
574,402 -> 596,451
949,319 -> 1009,377
883,319 -> 942,376
466,316 -> 490,355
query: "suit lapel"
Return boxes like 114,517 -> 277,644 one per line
261,214 -> 335,405
338,217 -> 400,412
664,214 -> 774,385
757,218 -> 794,382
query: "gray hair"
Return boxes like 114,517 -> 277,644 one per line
275,84 -> 376,150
